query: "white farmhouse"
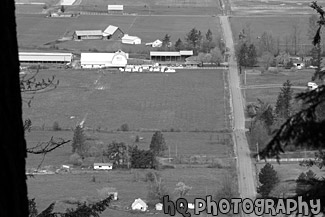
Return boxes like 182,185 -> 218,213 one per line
122,34 -> 141,45
145,39 -> 162,48
131,198 -> 148,211
80,50 -> 128,69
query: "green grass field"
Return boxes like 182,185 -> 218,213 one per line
23,69 -> 227,132
16,14 -> 221,52
230,15 -> 312,46
244,69 -> 314,104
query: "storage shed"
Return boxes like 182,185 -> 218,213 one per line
122,34 -> 141,45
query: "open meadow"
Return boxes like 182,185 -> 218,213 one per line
16,14 -> 221,52
229,0 -> 313,16
23,69 -> 228,132
243,69 -> 314,104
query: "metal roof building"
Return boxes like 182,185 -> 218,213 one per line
80,50 -> 129,69
103,25 -> 124,39
19,52 -> 73,63
73,30 -> 103,40
150,50 -> 193,62
107,5 -> 124,11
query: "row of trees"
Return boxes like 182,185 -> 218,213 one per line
160,28 -> 226,56
71,127 -> 168,169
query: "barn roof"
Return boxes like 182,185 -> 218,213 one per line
150,50 -> 193,57
103,25 -> 121,36
75,30 -> 103,36
179,50 -> 193,55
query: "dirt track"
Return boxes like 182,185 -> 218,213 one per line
220,15 -> 257,216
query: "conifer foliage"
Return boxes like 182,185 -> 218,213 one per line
257,163 -> 279,198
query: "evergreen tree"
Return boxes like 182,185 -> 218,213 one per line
206,29 -> 213,43
104,141 -> 127,167
236,42 -> 249,68
296,172 -> 308,195
71,125 -> 86,156
185,28 -> 202,55
247,44 -> 257,67
149,131 -> 167,157
275,80 -> 293,119
257,163 -> 279,198
174,38 -> 184,51
162,34 -> 171,49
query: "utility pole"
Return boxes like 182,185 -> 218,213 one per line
175,144 -> 178,158
168,145 -> 171,162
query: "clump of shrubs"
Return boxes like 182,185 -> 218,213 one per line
118,123 -> 129,132
52,121 -> 61,131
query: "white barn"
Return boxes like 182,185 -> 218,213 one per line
19,52 -> 73,64
93,163 -> 113,170
80,50 -> 128,69
122,34 -> 141,45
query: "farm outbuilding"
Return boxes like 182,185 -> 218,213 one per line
145,39 -> 162,48
107,5 -> 124,13
103,25 -> 124,40
150,50 -> 193,62
131,198 -> 148,211
73,30 -> 103,40
19,52 -> 73,64
93,163 -> 113,170
122,34 -> 141,45
80,50 -> 129,68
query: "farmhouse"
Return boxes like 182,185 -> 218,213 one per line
103,25 -> 124,40
19,52 -> 73,64
131,198 -> 148,211
150,50 -> 193,62
80,50 -> 129,68
122,34 -> 141,45
93,163 -> 113,170
107,5 -> 124,13
73,30 -> 103,40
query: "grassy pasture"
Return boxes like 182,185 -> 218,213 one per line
230,15 -> 319,51
244,69 -> 314,104
230,0 -> 313,15
74,0 -> 221,15
25,130 -> 233,168
23,69 -> 227,133
16,14 -> 221,51
27,166 -> 237,215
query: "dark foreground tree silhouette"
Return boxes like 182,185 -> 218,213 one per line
259,1 -> 325,213
257,163 -> 279,198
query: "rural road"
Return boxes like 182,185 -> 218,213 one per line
220,16 -> 257,216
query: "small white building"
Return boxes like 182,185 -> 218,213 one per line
108,5 -> 124,12
93,163 -> 113,170
80,50 -> 128,68
131,198 -> 148,211
145,39 -> 162,48
155,203 -> 163,211
122,34 -> 141,45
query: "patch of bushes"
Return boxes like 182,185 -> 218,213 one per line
52,121 -> 61,131
69,153 -> 83,166
118,123 -> 129,132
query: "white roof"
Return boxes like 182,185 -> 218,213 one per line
132,198 -> 147,208
103,25 -> 119,36
150,51 -> 181,56
60,0 -> 75,5
80,50 -> 129,66
150,50 -> 193,57
179,50 -> 193,55
19,52 -> 73,62
94,162 -> 113,166
108,5 -> 123,11
75,30 -> 103,36
122,34 -> 141,40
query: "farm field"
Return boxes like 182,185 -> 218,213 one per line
25,130 -> 233,169
16,14 -> 221,52
229,0 -> 313,15
230,15 -> 315,46
71,0 -> 222,15
243,69 -> 314,104
27,166 -> 237,216
23,69 -> 228,132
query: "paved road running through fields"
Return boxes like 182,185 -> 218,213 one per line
220,15 -> 258,217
